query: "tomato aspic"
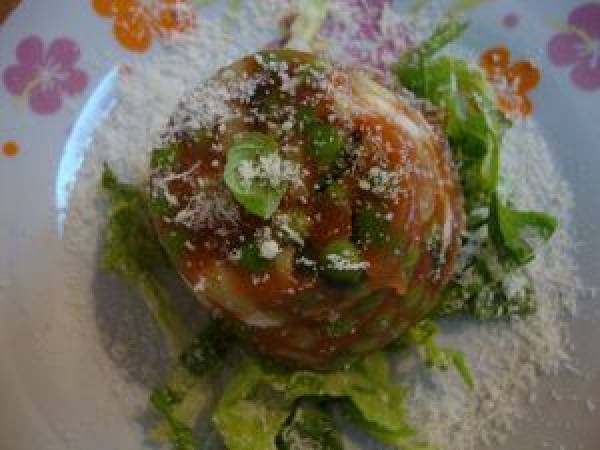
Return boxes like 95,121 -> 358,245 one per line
148,49 -> 464,369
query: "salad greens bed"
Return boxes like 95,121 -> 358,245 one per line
100,18 -> 556,450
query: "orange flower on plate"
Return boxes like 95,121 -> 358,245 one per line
479,46 -> 541,117
92,0 -> 196,52
2,140 -> 20,158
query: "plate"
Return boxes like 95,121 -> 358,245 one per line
1,1 -> 599,449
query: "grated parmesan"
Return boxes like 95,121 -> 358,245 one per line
237,153 -> 301,189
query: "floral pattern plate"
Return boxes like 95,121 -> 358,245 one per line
1,1 -> 599,449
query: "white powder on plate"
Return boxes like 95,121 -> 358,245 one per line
395,119 -> 586,450
62,2 -> 587,450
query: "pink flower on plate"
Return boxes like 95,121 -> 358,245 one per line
3,35 -> 88,114
547,3 -> 600,91
321,0 -> 411,72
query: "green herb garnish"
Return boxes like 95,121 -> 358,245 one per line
224,132 -> 286,219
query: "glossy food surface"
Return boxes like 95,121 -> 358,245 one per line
149,49 -> 464,368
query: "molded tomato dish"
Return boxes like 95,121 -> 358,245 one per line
147,49 -> 464,369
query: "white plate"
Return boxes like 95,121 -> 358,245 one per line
1,1 -> 599,449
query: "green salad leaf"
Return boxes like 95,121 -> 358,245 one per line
101,164 -> 192,355
277,401 -> 343,450
224,132 -> 287,219
396,44 -> 506,207
395,19 -> 557,320
101,168 -> 235,450
150,371 -> 199,450
214,352 -> 418,450
392,320 -> 474,389
341,402 -> 432,450
150,321 -> 234,450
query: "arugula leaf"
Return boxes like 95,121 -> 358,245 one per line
489,195 -> 558,267
395,19 -> 557,321
101,164 -> 192,355
214,352 -> 418,450
395,18 -> 503,211
397,53 -> 505,208
396,18 -> 468,69
224,132 -> 286,219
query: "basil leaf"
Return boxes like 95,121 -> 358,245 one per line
224,132 -> 286,219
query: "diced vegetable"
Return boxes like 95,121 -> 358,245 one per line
161,229 -> 189,259
326,317 -> 357,338
353,208 -> 391,246
224,132 -> 287,219
324,181 -> 350,205
298,106 -> 346,165
320,239 -> 365,285
238,241 -> 272,273
306,123 -> 346,165
275,209 -> 311,243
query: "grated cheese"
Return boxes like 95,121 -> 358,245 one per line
237,153 -> 301,189
259,239 -> 280,260
173,189 -> 240,232
325,253 -> 370,271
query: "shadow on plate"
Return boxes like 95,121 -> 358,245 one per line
92,243 -> 208,387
